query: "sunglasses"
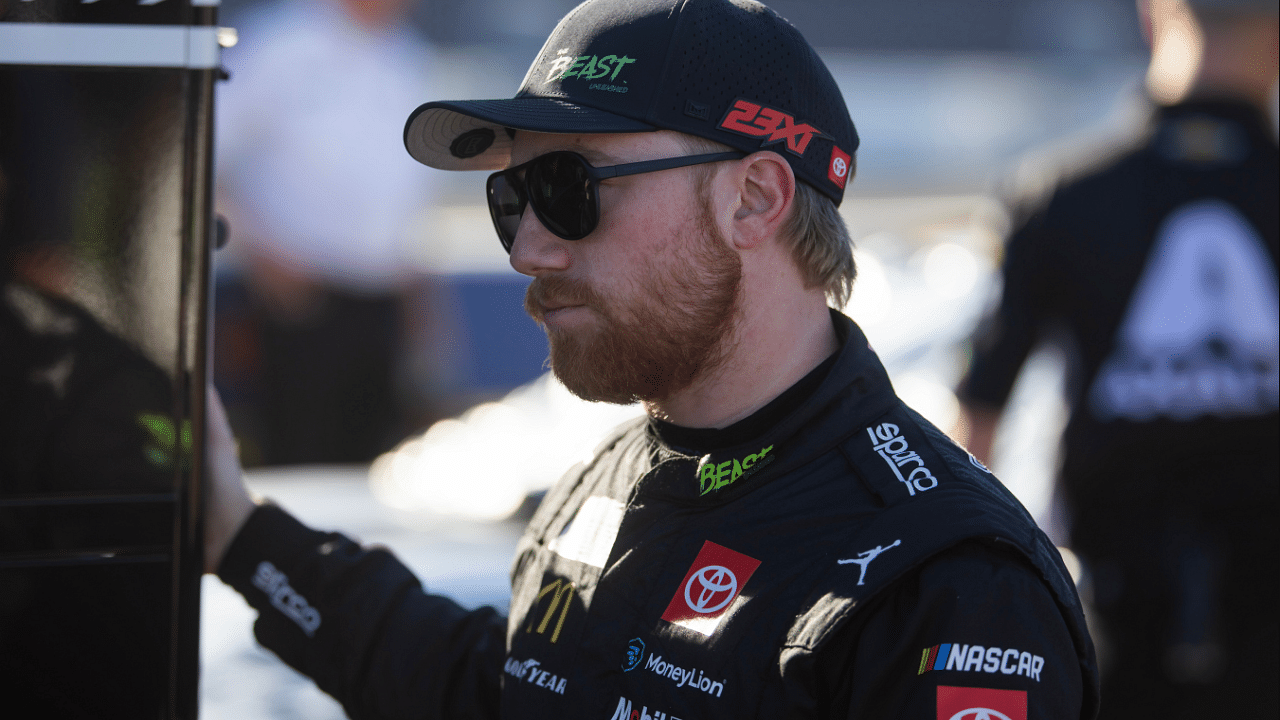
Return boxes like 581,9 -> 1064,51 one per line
486,149 -> 745,253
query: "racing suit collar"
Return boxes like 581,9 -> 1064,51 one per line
638,311 -> 901,504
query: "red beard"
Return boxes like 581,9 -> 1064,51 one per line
524,200 -> 741,405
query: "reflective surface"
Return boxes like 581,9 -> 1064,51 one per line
1,4 -> 214,714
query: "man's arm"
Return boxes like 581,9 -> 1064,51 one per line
204,386 -> 257,573
204,388 -> 508,720
955,205 -> 1061,461
955,401 -> 1002,467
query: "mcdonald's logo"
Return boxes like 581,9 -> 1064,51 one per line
525,578 -> 575,644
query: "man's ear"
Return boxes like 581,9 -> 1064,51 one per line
729,151 -> 795,250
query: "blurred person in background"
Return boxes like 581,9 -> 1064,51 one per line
204,0 -> 1099,717
957,0 -> 1278,716
214,0 -> 446,465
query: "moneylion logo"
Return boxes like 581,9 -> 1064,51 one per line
622,637 -> 645,672
644,652 -> 726,698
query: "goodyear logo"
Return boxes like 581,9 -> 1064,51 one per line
503,656 -> 567,695
698,445 -> 773,496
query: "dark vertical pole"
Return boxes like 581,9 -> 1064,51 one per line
173,7 -> 218,717
174,3 -> 220,717
0,2 -> 221,717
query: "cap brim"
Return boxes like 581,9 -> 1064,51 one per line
404,97 -> 657,171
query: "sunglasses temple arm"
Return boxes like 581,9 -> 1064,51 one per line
599,151 -> 745,179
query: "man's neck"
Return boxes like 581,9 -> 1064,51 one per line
645,290 -> 838,429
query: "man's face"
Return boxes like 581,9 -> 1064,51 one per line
509,131 -> 742,405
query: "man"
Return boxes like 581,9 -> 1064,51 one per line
957,1 -> 1277,717
206,0 -> 1099,717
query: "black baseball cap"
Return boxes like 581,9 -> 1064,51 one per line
404,0 -> 859,205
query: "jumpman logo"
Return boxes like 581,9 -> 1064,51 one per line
837,539 -> 902,585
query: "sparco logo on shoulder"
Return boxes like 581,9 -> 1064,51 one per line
868,422 -> 938,496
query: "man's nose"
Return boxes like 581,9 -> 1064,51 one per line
509,210 -> 571,277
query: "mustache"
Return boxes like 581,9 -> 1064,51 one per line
524,275 -> 608,321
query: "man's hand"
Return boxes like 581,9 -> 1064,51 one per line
955,401 -> 1001,468
204,385 -> 258,574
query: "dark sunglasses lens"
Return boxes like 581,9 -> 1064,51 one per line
527,153 -> 597,240
487,172 -> 525,252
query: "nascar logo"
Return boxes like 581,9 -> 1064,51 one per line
919,643 -> 1045,682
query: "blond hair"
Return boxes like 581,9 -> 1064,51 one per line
680,134 -> 856,307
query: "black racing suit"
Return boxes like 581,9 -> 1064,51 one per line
219,311 -> 1099,719
959,100 -> 1278,717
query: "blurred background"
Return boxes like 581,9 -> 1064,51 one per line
202,0 -> 1181,716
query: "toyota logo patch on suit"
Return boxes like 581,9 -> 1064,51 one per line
661,541 -> 761,636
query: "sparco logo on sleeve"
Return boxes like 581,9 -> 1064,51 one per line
868,422 -> 939,496
936,685 -> 1027,720
661,541 -> 760,637
252,561 -> 321,637
919,643 -> 1045,682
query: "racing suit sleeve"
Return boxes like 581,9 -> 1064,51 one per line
217,503 -> 508,720
831,540 -> 1087,719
